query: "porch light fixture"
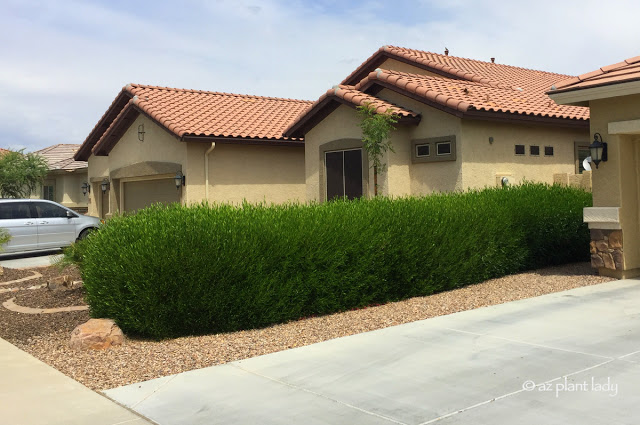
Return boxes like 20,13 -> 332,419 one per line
174,171 -> 185,189
138,124 -> 145,142
81,182 -> 90,196
589,133 -> 608,169
101,178 -> 110,194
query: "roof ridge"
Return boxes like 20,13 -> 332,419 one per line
385,45 -> 575,79
126,83 -> 313,104
375,68 -> 520,91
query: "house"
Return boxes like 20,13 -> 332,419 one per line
74,84 -> 311,218
548,55 -> 640,279
34,144 -> 88,213
284,46 -> 591,202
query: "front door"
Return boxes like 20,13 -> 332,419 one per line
325,149 -> 363,201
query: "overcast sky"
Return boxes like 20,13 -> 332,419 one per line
1,0 -> 639,152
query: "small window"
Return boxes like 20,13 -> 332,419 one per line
530,145 -> 540,156
436,142 -> 452,156
43,185 -> 54,201
515,145 -> 525,155
416,144 -> 430,157
544,146 -> 554,156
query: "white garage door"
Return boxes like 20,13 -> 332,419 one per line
123,179 -> 180,213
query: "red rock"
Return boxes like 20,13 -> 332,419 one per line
69,319 -> 124,350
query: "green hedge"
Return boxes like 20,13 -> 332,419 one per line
81,183 -> 591,338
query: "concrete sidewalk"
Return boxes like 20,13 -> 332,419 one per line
0,337 -> 153,425
106,279 -> 640,425
0,250 -> 62,269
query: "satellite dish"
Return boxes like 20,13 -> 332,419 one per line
583,156 -> 592,172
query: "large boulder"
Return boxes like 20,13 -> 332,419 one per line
69,319 -> 124,350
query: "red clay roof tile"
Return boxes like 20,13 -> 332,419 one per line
550,55 -> 640,93
77,84 -> 312,161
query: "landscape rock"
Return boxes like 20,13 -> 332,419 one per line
47,275 -> 73,291
69,319 -> 124,350
0,266 -> 3,276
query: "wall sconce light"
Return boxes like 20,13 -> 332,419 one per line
81,182 -> 91,196
174,171 -> 185,190
589,133 -> 608,169
489,136 -> 494,144
101,178 -> 110,194
138,124 -> 145,142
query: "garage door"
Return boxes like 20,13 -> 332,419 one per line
123,179 -> 180,213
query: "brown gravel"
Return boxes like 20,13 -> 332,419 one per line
1,262 -> 614,391
14,286 -> 87,309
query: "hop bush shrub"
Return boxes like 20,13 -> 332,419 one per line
81,183 -> 591,338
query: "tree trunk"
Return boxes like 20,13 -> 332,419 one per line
373,165 -> 378,197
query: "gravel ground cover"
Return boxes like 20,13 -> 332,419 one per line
0,262 -> 613,391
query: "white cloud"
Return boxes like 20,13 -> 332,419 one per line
1,0 -> 639,151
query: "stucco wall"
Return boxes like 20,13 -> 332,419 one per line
460,120 -> 588,190
33,170 -> 88,211
304,105 -> 365,202
589,94 -> 640,270
85,115 -> 304,215
205,143 -> 305,205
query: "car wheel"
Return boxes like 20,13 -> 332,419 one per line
77,228 -> 95,241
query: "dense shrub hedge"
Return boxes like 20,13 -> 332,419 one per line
82,183 -> 591,338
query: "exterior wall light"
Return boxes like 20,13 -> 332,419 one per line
81,182 -> 91,196
589,133 -> 608,169
174,171 -> 185,189
138,124 -> 145,142
101,178 -> 110,194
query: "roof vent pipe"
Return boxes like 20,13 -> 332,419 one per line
491,58 -> 495,63
444,47 -> 449,56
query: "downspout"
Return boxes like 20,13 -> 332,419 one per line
204,142 -> 216,200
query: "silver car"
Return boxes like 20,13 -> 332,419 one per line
0,199 -> 101,253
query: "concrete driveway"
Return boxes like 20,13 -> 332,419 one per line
0,249 -> 62,268
105,279 -> 640,425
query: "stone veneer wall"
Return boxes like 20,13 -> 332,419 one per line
590,229 -> 623,270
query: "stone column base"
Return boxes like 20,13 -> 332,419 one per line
590,229 -> 624,271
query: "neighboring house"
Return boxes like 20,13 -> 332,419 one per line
34,144 -> 88,213
74,84 -> 311,218
548,55 -> 640,279
284,46 -> 591,202
0,148 -> 9,156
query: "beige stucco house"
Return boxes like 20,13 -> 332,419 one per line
548,55 -> 640,279
284,46 -> 591,202
34,144 -> 88,213
74,84 -> 311,218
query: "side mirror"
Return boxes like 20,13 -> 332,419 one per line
66,210 -> 74,218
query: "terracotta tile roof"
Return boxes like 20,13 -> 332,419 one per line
36,144 -> 87,171
283,84 -> 421,138
286,57 -> 588,139
76,84 -> 312,161
356,69 -> 589,120
549,56 -> 640,94
0,148 -> 9,156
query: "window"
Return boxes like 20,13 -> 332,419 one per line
0,202 -> 32,220
34,202 -> 69,218
515,145 -> 525,155
416,144 -> 430,157
544,146 -> 554,156
325,149 -> 363,201
530,145 -> 540,156
411,136 -> 456,163
575,142 -> 591,174
43,185 -> 54,201
436,142 -> 452,156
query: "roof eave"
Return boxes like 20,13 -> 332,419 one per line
548,79 -> 640,106
182,135 -> 305,147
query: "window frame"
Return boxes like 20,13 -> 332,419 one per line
530,145 -> 540,156
411,136 -> 457,163
515,144 -> 525,156
415,144 -> 430,158
574,141 -> 591,174
544,146 -> 554,156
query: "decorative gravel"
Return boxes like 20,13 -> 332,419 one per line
15,286 -> 86,309
1,262 -> 614,391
